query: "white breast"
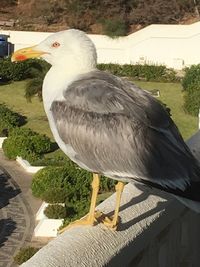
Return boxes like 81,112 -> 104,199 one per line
42,67 -> 93,171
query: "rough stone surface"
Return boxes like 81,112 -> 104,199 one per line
20,183 -> 185,267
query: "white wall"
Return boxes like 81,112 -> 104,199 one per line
1,22 -> 200,69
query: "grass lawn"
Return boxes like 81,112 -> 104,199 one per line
0,81 -> 53,139
0,80 -> 198,140
134,81 -> 198,140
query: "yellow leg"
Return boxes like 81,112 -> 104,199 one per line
87,173 -> 101,222
103,181 -> 125,230
59,173 -> 101,233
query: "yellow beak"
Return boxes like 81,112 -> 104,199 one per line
11,46 -> 48,62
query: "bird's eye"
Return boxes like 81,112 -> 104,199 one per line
52,42 -> 60,48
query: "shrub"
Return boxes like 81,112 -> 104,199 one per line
31,163 -> 115,203
0,57 -> 29,81
31,150 -> 70,166
182,65 -> 200,116
31,165 -> 72,199
2,127 -> 53,162
0,57 -> 50,82
42,188 -> 68,203
14,246 -> 40,265
101,18 -> 128,37
2,135 -> 40,162
182,65 -> 200,93
31,164 -> 90,201
97,63 -> 178,82
44,204 -> 67,219
8,127 -> 36,137
0,104 -> 26,136
100,176 -> 116,193
184,89 -> 200,116
32,164 -> 117,228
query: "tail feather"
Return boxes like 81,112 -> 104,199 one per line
137,179 -> 200,213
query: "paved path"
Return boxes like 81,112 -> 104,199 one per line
0,150 -> 42,267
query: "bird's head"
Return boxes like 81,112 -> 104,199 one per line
12,29 -> 97,73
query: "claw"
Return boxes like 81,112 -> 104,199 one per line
58,210 -> 104,234
101,215 -> 118,230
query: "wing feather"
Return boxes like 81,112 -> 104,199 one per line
51,70 -> 200,192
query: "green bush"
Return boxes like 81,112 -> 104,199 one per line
8,127 -> 36,137
31,163 -> 91,201
182,65 -> 200,116
0,57 -> 29,81
0,57 -> 50,82
44,204 -> 67,219
101,18 -> 128,37
184,89 -> 200,116
42,188 -> 68,203
31,165 -> 69,199
32,161 -> 116,226
9,127 -> 53,156
2,127 -> 53,162
31,151 -> 70,166
14,246 -> 40,265
0,104 -> 26,136
31,164 -> 115,203
97,63 -> 178,82
182,65 -> 200,93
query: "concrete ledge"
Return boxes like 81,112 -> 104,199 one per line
21,182 -> 185,267
36,202 -> 48,221
16,156 -> 44,173
0,137 -> 7,148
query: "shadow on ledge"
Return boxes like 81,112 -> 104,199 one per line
105,182 -> 171,231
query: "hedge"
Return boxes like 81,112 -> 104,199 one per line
0,57 -> 50,82
1,57 -> 179,83
2,127 -> 53,163
44,204 -> 67,219
31,163 -> 116,203
14,246 -> 40,265
0,104 -> 26,136
30,149 -> 70,167
97,63 -> 179,82
31,161 -> 116,222
182,64 -> 200,116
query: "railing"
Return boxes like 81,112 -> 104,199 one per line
21,132 -> 200,267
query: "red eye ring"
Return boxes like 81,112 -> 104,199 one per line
52,42 -> 60,48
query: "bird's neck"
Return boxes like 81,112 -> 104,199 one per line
42,65 -> 96,112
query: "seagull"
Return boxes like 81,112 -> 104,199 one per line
12,29 -> 200,230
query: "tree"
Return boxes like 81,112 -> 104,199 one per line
24,60 -> 50,102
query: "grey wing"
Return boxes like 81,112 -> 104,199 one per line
51,70 -> 200,191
